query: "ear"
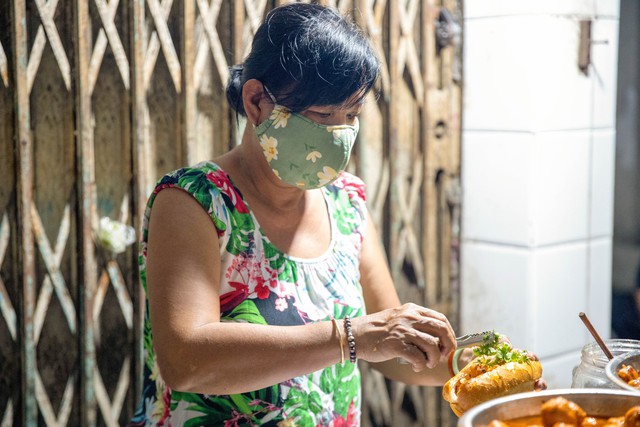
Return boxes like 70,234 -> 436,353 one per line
242,79 -> 269,127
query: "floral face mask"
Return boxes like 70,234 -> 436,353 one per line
254,89 -> 359,189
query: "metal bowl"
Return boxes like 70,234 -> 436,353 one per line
458,388 -> 640,427
605,350 -> 640,392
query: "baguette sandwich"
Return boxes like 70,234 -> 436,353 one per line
442,332 -> 543,416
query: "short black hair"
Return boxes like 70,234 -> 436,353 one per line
226,3 -> 380,116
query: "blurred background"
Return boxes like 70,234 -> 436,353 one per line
0,0 -> 638,426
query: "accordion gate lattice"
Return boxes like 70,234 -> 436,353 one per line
0,0 -> 461,425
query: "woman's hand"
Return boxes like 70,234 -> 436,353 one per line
350,303 -> 456,372
528,353 -> 548,391
358,210 -> 456,383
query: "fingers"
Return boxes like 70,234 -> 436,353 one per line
456,347 -> 476,370
402,332 -> 444,370
534,378 -> 548,391
356,303 -> 456,369
400,342 -> 430,372
497,334 -> 512,347
407,305 -> 456,357
391,304 -> 456,369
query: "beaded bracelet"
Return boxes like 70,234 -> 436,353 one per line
343,316 -> 357,363
331,318 -> 345,364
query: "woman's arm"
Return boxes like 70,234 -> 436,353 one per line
146,188 -> 344,394
147,188 -> 456,394
357,209 -> 459,386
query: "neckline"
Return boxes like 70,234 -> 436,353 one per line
208,160 -> 337,263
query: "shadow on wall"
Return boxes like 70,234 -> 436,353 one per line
612,267 -> 640,339
611,0 -> 640,340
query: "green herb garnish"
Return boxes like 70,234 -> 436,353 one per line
472,331 -> 530,366
473,331 -> 501,357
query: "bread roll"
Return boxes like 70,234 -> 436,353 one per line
442,356 -> 543,416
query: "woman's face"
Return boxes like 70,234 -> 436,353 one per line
264,87 -> 365,127
253,85 -> 363,189
299,97 -> 363,127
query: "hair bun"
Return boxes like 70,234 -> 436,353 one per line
226,64 -> 245,116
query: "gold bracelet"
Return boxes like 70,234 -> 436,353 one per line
331,318 -> 345,364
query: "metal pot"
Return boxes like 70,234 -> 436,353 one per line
457,388 -> 640,427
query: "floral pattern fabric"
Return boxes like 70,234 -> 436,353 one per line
254,105 -> 358,189
129,161 -> 368,427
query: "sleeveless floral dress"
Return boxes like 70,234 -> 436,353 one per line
129,161 -> 367,427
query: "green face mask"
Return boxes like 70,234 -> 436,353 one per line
254,94 -> 359,189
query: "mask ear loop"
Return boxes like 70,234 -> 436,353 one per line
252,85 -> 278,128
263,85 -> 278,104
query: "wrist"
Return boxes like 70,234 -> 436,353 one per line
331,318 -> 345,364
343,316 -> 357,363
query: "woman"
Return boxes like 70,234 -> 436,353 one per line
130,3 -> 463,426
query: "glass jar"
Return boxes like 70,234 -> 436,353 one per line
572,339 -> 640,389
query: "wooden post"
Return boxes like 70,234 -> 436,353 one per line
131,0 -> 148,413
182,0 -> 197,165
12,0 -> 37,424
74,0 -> 98,424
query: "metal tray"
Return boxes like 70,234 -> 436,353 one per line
605,350 -> 640,392
458,388 -> 640,427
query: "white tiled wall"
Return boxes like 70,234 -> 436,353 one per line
588,239 -> 613,337
590,130 -> 616,237
463,16 -> 593,132
595,0 -> 621,19
532,131 -> 591,246
464,0 -> 598,19
461,0 -> 620,389
464,0 -> 619,19
460,243 -> 535,346
461,131 -> 536,246
532,243 -> 589,356
591,18 -> 621,128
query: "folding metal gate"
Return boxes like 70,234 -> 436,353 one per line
0,1 -> 461,425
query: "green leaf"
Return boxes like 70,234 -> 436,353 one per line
179,170 -> 214,210
288,409 -> 315,427
308,391 -> 323,414
229,393 -> 253,415
285,387 -> 307,407
339,361 -> 355,376
263,242 -> 299,282
184,415 -> 226,427
320,368 -> 336,394
226,211 -> 254,255
331,190 -> 359,236
222,299 -> 267,324
334,376 -> 359,416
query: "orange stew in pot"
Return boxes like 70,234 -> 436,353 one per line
618,364 -> 640,389
488,397 -> 640,427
